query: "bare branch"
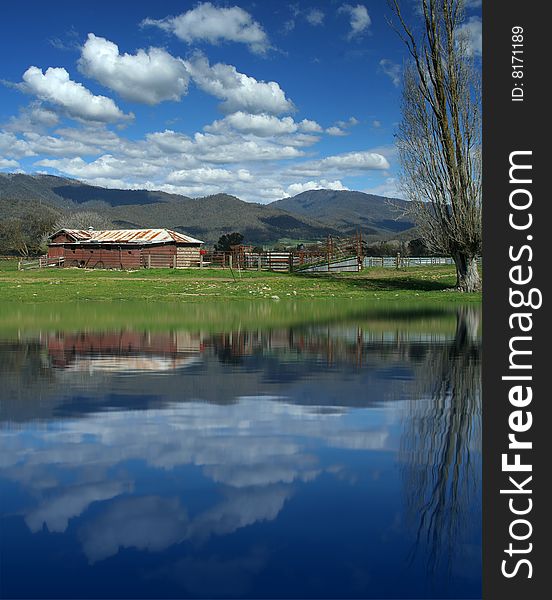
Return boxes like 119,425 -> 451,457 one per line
390,0 -> 481,291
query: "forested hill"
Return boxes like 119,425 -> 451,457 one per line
271,189 -> 413,235
0,173 -> 415,244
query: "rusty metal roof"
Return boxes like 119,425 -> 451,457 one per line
49,228 -> 203,245
63,355 -> 202,373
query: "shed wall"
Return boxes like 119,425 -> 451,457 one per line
177,246 -> 201,268
50,233 -> 76,244
48,246 -> 142,269
141,244 -> 176,268
47,242 -> 201,269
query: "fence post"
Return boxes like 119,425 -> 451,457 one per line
229,254 -> 233,270
200,254 -> 203,268
258,255 -> 262,271
147,255 -> 151,269
173,255 -> 177,269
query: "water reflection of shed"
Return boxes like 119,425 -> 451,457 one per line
47,228 -> 203,269
46,331 -> 203,371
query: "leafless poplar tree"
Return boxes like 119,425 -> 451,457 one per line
401,306 -> 481,577
52,211 -> 113,232
389,0 -> 482,291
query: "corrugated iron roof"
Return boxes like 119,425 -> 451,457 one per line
50,228 -> 203,245
63,355 -> 202,373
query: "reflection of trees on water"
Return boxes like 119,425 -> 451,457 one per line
0,341 -> 51,381
2,309 -> 482,595
0,341 -> 58,421
400,306 -> 481,580
2,312 -> 466,422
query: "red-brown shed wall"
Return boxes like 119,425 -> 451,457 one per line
48,242 -> 201,269
49,245 -> 143,269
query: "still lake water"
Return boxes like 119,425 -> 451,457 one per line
0,302 -> 481,599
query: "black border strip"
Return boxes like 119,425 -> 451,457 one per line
483,1 -> 550,598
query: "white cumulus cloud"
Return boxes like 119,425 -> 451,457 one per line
167,167 -> 252,184
306,9 -> 325,26
339,4 -> 371,39
458,17 -> 482,57
6,104 -> 59,133
22,131 -> 104,157
287,179 -> 348,195
78,34 -> 190,105
142,2 -> 270,55
0,158 -> 20,169
291,150 -> 390,177
326,126 -> 347,136
37,154 -> 160,179
298,119 -> 323,133
185,54 -> 294,115
321,151 -> 389,170
363,177 -> 401,199
20,66 -> 131,123
379,59 -> 401,87
145,130 -> 194,155
205,112 -> 298,137
336,116 -> 359,129
0,131 -> 35,158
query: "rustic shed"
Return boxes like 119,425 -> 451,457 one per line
47,228 -> 204,269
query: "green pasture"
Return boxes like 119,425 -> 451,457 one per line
0,259 -> 481,304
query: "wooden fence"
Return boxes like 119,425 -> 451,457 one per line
19,252 -> 465,273
362,256 -> 455,269
18,256 -> 65,270
296,256 -> 361,273
202,251 -> 294,271
299,255 -> 458,273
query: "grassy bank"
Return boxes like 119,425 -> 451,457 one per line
0,299 -> 465,336
0,259 -> 481,304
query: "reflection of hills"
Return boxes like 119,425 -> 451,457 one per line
0,311 -> 481,596
1,320 -> 477,423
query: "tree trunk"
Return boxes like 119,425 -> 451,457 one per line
453,253 -> 481,292
454,305 -> 481,348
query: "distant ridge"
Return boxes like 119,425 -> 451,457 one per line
0,173 -> 416,244
271,189 -> 413,236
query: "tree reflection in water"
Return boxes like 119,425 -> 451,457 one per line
400,306 -> 481,581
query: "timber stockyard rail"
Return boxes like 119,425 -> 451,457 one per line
17,253 -> 457,273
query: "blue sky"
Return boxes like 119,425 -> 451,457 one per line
0,1 -> 481,203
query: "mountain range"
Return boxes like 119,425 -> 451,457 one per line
0,173 -> 415,245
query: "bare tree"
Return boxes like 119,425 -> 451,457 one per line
389,0 -> 482,291
0,213 -> 57,257
52,210 -> 113,232
401,306 -> 481,579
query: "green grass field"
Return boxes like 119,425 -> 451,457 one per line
0,259 -> 481,304
0,299 -> 466,337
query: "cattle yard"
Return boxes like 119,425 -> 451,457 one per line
17,227 -> 457,274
